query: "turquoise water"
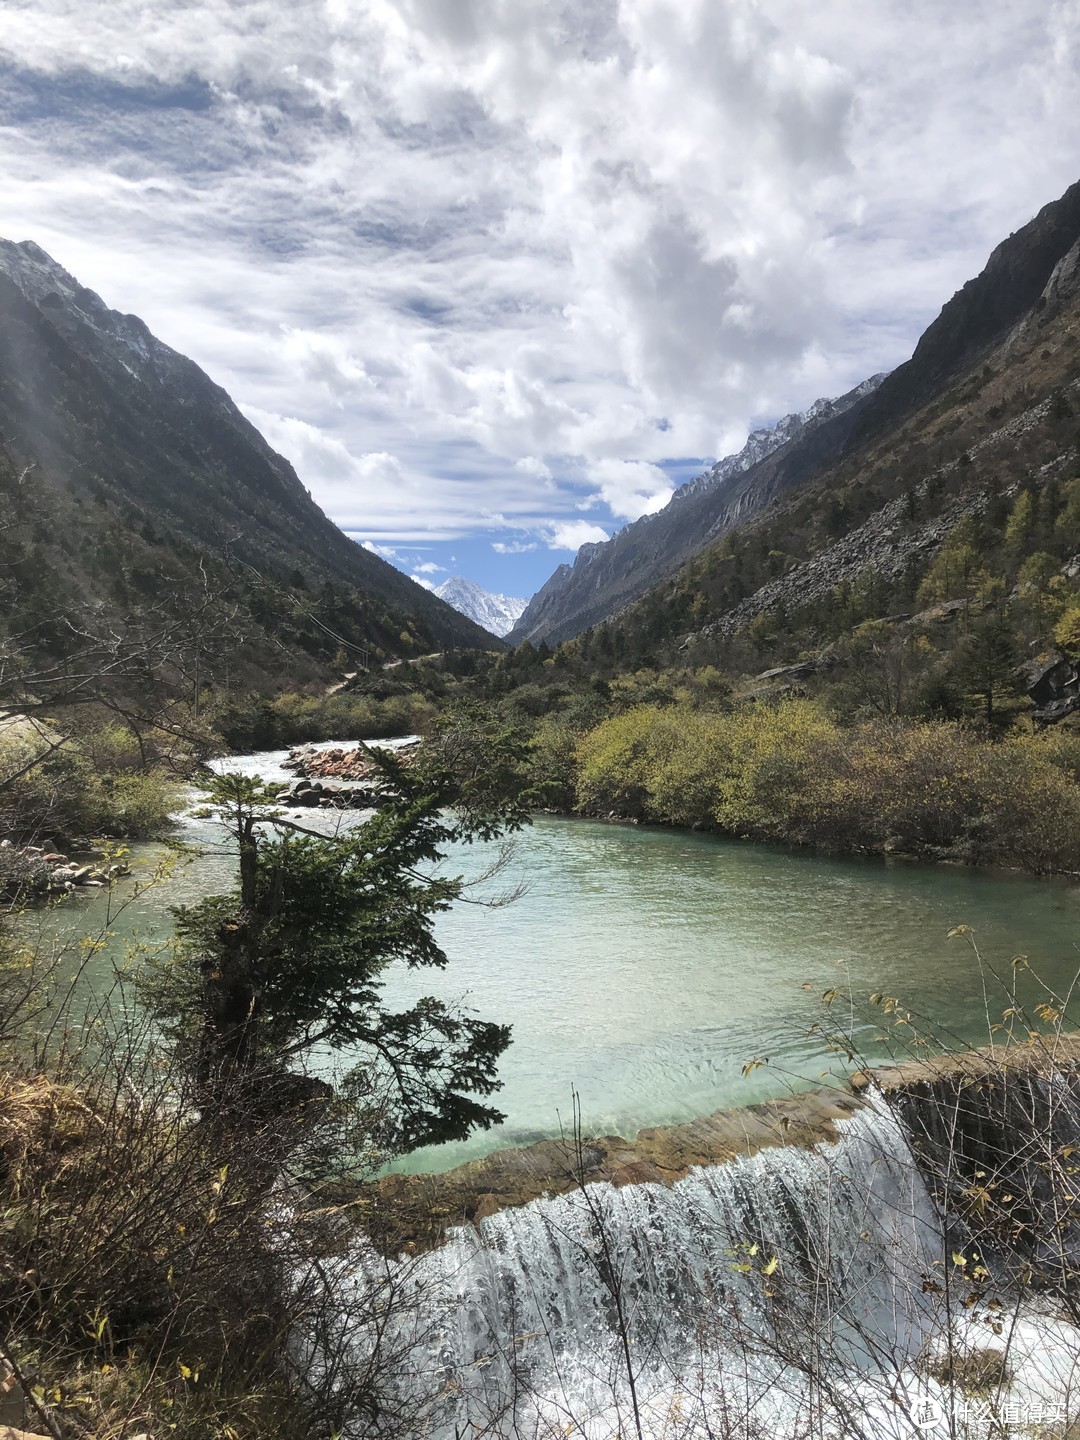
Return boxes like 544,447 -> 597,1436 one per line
29,750 -> 1080,1174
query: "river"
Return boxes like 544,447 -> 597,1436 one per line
31,742 -> 1080,1176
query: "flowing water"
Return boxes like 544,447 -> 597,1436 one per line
321,1089 -> 1080,1438
33,744 -> 1080,1173
26,743 -> 1080,1435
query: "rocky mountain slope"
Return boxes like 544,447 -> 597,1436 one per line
434,576 -> 528,638
0,239 -> 495,676
510,376 -> 885,647
582,180 -> 1080,674
513,178 -> 1080,648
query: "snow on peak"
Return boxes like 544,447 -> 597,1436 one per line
672,374 -> 888,507
435,576 -> 529,638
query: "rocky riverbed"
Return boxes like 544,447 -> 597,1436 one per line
274,739 -> 421,809
0,841 -> 130,900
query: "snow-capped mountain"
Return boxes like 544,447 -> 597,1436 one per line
510,373 -> 889,645
434,576 -> 529,638
672,375 -> 887,508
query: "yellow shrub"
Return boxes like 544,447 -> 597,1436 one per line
571,701 -> 1080,872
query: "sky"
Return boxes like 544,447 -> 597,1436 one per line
1,1 -> 1078,600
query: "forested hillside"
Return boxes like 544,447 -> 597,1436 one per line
317,181 -> 1080,876
513,179 -> 1080,649
0,239 -> 497,713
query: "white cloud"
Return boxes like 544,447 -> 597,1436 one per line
545,520 -> 609,551
515,455 -> 554,483
0,0 -> 1077,565
586,458 -> 675,521
492,539 -> 539,554
413,560 -> 446,574
411,574 -> 437,590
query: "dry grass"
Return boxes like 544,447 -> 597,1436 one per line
0,1049 -> 410,1439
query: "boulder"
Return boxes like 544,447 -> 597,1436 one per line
1020,650 -> 1080,724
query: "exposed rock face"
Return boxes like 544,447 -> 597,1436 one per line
1021,651 -> 1080,725
510,376 -> 885,647
691,488 -> 987,645
685,380 -> 1078,651
849,178 -> 1080,447
865,1038 -> 1080,1269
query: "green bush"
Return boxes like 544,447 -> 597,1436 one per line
211,689 -> 437,750
573,699 -> 1080,872
0,731 -> 179,844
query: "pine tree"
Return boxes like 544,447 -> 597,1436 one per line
143,717 -> 532,1153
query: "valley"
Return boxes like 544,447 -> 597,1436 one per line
2,166 -> 1080,1440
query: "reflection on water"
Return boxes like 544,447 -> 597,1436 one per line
32,746 -> 1080,1174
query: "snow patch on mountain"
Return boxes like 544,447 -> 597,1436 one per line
435,576 -> 529,638
671,374 -> 888,508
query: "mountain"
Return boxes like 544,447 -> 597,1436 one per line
434,576 -> 528,638
510,376 -> 886,646
669,378 -> 887,510
512,178 -> 1080,648
578,177 -> 1080,671
0,238 -> 497,681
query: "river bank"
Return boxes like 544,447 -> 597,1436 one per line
278,714 -> 1080,877
39,740 -> 1080,1179
535,699 -> 1080,875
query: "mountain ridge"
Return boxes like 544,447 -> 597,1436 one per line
511,178 -> 1080,649
0,238 -> 498,681
575,186 -> 1080,676
509,373 -> 886,646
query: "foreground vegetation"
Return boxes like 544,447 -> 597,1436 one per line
0,716 -> 182,847
0,717 -> 532,1437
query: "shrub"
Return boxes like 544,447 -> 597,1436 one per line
571,702 -> 1080,872
0,731 -> 179,844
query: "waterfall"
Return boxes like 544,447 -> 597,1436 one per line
322,1074 -> 1080,1437
335,1095 -> 954,1437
